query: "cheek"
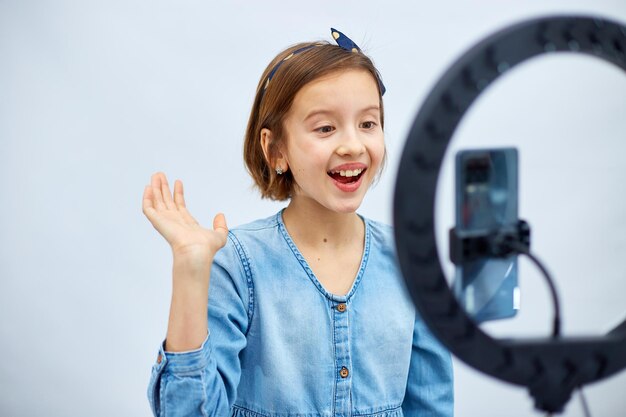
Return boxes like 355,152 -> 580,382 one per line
370,138 -> 386,167
288,140 -> 326,168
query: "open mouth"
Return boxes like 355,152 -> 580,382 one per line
327,168 -> 367,184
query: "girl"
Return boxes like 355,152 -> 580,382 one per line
142,29 -> 453,417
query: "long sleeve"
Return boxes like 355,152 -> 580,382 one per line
402,312 -> 454,417
147,234 -> 253,417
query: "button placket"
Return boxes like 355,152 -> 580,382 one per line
332,300 -> 352,416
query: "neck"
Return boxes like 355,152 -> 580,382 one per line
282,196 -> 364,248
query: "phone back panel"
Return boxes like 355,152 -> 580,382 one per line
454,148 -> 520,322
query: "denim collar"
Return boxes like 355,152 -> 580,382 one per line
276,209 -> 371,302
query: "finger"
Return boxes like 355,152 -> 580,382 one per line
151,173 -> 166,210
142,185 -> 157,217
174,180 -> 199,225
213,213 -> 228,231
213,213 -> 229,242
173,179 -> 187,208
159,173 -> 176,210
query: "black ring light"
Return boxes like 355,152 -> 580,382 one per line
393,15 -> 626,413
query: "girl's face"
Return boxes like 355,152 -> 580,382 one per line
281,69 -> 385,214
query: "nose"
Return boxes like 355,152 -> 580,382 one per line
335,127 -> 366,157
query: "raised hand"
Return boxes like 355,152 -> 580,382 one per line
142,172 -> 228,263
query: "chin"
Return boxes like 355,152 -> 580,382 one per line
330,199 -> 363,214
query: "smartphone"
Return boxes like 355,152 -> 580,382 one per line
453,148 -> 520,322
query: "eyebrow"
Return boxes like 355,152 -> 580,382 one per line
303,105 -> 380,122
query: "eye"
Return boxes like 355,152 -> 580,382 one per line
360,121 -> 377,129
315,125 -> 335,134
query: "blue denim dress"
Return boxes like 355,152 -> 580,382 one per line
148,211 -> 453,417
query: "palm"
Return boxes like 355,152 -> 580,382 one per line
142,172 -> 228,258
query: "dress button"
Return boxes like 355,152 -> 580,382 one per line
157,353 -> 162,364
336,303 -> 347,312
340,366 -> 349,378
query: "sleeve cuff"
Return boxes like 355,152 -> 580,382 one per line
153,331 -> 211,374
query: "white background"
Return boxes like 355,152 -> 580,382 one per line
1,1 -> 625,416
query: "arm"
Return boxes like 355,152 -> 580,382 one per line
142,173 -> 248,416
147,241 -> 250,417
402,312 -> 454,417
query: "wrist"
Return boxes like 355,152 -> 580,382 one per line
172,254 -> 213,287
172,249 -> 213,271
172,241 -> 215,258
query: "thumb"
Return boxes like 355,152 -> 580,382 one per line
213,213 -> 229,240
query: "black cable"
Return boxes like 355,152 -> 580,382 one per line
578,387 -> 592,417
503,240 -> 561,338
507,236 -> 593,417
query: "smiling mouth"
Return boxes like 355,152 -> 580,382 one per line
327,168 -> 366,184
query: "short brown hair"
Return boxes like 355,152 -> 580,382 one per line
243,41 -> 385,201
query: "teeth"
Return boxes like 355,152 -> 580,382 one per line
332,168 -> 363,177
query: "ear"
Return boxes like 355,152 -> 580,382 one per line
260,128 -> 273,164
260,128 -> 288,172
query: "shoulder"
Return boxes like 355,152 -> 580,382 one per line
210,213 -> 283,311
214,211 -> 284,268
226,211 -> 283,250
229,212 -> 281,234
362,216 -> 397,256
364,217 -> 394,239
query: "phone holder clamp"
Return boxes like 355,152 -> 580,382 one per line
449,220 -> 531,265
